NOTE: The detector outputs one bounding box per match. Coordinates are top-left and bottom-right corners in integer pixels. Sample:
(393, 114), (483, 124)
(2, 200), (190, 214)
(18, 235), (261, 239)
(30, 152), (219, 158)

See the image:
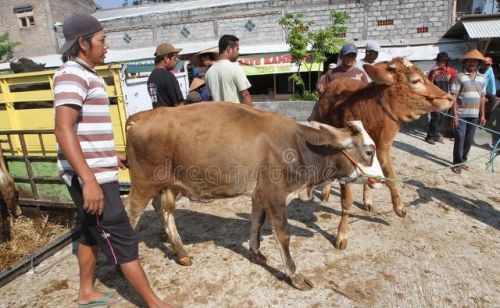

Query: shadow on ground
(406, 179), (499, 230)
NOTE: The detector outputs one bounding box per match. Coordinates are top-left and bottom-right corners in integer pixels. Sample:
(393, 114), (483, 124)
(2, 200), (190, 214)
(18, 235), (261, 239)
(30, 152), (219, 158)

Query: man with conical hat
(185, 77), (205, 103)
(449, 49), (487, 174)
(190, 46), (218, 68)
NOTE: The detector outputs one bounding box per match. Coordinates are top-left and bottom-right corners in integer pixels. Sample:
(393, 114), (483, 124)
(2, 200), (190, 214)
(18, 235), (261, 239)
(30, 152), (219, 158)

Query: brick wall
(69, 0), (454, 51)
(0, 0), (96, 58)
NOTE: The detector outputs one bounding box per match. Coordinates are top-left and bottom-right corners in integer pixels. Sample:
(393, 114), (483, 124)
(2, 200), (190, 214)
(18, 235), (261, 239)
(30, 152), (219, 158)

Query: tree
(279, 10), (349, 100)
(0, 32), (20, 62)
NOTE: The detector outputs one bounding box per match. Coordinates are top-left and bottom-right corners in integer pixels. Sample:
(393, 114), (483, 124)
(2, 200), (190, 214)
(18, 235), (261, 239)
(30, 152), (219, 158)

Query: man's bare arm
(239, 89), (252, 106)
(55, 105), (104, 215)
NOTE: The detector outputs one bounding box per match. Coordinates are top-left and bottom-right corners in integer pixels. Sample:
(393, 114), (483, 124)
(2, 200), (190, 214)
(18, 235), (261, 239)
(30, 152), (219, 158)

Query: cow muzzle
(434, 94), (454, 111)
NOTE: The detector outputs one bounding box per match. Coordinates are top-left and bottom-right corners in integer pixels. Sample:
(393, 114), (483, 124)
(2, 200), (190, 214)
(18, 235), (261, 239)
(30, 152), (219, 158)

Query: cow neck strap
(373, 85), (401, 123)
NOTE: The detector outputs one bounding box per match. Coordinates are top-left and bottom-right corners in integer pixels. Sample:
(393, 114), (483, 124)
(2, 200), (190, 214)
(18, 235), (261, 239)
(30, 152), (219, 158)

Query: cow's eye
(411, 79), (420, 84)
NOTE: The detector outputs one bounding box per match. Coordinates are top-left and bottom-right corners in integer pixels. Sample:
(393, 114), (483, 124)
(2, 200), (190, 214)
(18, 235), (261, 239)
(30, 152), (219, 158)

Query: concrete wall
(0, 0), (96, 58)
(254, 100), (499, 147)
(75, 0), (455, 51)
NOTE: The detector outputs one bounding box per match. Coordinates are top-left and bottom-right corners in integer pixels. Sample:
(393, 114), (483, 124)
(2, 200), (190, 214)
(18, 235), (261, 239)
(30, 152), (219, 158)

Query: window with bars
(377, 19), (394, 26)
(416, 27), (429, 33)
(13, 6), (35, 28)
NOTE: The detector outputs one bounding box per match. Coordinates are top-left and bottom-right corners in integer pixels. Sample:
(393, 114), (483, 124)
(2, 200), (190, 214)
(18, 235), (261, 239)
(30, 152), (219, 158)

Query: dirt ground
(0, 128), (498, 308)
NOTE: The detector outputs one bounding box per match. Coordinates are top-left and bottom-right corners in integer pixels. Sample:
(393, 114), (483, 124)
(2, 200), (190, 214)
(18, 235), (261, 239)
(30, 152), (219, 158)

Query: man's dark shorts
(67, 176), (138, 265)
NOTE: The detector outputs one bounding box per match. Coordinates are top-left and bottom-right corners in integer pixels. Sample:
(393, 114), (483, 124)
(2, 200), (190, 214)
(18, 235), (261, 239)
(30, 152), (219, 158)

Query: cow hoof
(249, 252), (267, 265)
(178, 257), (192, 266)
(335, 238), (348, 250)
(290, 273), (314, 290)
(363, 203), (372, 212)
(395, 207), (407, 218)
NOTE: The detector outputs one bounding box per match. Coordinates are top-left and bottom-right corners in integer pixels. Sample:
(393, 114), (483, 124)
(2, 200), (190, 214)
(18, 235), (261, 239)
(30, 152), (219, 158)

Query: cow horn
(126, 121), (135, 131)
(402, 58), (413, 68)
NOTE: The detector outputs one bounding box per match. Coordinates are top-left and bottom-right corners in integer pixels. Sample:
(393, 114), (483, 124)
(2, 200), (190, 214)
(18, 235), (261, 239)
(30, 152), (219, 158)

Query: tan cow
(311, 57), (454, 249)
(124, 102), (384, 290)
(0, 150), (21, 241)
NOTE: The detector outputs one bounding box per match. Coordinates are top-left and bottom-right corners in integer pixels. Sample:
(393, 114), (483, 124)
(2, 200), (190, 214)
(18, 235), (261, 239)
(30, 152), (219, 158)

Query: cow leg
(249, 197), (267, 265)
(320, 181), (332, 202)
(363, 184), (373, 211)
(0, 175), (21, 217)
(379, 149), (406, 217)
(0, 203), (11, 242)
(152, 189), (191, 266)
(336, 183), (353, 250)
(124, 188), (151, 229)
(263, 195), (313, 291)
(297, 186), (313, 202)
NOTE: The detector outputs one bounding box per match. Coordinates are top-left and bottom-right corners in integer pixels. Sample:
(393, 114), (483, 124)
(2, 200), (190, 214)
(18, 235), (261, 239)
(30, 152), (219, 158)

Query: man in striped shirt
(54, 13), (169, 307)
(449, 49), (487, 174)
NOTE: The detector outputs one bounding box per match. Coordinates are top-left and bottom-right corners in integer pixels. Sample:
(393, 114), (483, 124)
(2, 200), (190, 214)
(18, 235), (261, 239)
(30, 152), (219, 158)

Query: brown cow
(124, 102), (384, 290)
(0, 149), (21, 241)
(311, 57), (454, 249)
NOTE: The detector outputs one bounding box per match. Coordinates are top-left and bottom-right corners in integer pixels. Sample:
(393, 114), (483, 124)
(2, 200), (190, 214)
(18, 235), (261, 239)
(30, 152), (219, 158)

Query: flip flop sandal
(78, 291), (120, 307)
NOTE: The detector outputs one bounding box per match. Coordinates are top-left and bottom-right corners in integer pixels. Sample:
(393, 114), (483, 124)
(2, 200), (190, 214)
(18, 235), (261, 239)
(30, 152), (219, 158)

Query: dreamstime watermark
(151, 148), (347, 186)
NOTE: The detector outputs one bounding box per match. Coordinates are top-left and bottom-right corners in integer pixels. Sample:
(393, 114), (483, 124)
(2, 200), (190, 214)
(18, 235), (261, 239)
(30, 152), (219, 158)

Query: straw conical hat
(189, 77), (205, 92)
(190, 46), (219, 67)
(460, 49), (485, 62)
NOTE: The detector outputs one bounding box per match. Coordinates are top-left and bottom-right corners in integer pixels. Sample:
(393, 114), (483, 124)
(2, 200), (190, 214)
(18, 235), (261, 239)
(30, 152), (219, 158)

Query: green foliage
(0, 32), (21, 60)
(310, 11), (350, 62)
(279, 13), (313, 64)
(292, 90), (318, 101)
(279, 11), (349, 100)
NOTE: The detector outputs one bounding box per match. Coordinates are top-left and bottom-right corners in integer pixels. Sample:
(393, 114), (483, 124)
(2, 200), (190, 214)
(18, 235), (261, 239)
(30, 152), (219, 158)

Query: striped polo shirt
(450, 71), (486, 118)
(53, 58), (118, 186)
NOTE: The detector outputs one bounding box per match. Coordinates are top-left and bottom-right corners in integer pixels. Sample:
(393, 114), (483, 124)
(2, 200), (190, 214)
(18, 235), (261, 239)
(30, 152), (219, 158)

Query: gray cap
(365, 41), (380, 52)
(60, 14), (103, 54)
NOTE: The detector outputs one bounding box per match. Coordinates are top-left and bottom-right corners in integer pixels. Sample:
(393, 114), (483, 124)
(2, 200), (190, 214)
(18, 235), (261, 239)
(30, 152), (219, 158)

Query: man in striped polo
(449, 49), (487, 174)
(54, 13), (169, 307)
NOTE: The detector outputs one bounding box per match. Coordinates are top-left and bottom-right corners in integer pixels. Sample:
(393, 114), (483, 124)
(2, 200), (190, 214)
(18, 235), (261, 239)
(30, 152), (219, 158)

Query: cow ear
(363, 63), (394, 85)
(305, 141), (340, 156)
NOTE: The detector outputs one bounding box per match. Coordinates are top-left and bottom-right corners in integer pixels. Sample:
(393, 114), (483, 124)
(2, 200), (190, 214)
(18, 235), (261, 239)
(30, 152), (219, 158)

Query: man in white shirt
(205, 34), (252, 106)
(357, 40), (380, 82)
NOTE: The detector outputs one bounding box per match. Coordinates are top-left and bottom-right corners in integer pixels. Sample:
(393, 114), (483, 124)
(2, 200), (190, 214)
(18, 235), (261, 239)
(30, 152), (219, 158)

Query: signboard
(238, 55), (322, 76)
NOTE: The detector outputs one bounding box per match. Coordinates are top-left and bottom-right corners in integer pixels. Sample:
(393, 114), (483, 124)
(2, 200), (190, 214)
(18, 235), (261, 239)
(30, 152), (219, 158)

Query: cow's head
(364, 57), (453, 121)
(305, 121), (384, 187)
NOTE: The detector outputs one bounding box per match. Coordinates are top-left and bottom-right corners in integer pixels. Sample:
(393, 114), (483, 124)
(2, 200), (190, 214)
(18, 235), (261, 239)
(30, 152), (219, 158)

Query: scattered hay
(0, 216), (68, 271)
(41, 279), (69, 295)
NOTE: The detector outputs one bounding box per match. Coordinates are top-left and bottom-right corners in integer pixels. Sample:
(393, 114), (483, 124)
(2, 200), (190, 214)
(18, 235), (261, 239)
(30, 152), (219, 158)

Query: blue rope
(439, 112), (500, 135)
(486, 139), (500, 172)
(439, 112), (499, 172)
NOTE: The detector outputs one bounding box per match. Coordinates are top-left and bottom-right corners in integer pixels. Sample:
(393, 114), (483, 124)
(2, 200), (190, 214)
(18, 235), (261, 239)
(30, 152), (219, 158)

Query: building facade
(79, 0), (457, 51)
(0, 0), (97, 59)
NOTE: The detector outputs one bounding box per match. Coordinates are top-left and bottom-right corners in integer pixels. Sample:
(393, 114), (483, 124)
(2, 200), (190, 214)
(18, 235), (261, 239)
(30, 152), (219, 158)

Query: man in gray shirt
(205, 35), (252, 106)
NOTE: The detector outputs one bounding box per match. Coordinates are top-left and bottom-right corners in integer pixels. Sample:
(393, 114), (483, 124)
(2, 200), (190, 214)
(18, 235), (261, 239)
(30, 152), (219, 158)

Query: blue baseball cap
(340, 43), (357, 56)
